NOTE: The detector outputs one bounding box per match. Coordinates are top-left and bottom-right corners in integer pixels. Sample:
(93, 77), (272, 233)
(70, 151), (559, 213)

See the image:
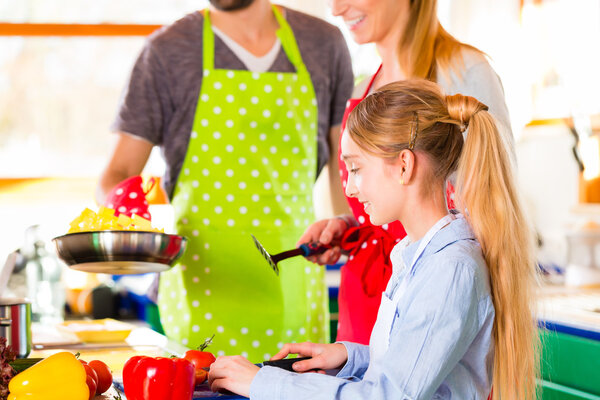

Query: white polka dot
(239, 182), (247, 189)
(201, 94), (209, 102)
(226, 120), (234, 128)
(241, 327), (248, 334)
(239, 157), (246, 164)
(270, 146), (277, 154)
(204, 243), (209, 249)
(204, 69), (210, 76)
(118, 206), (127, 213)
(239, 82), (247, 90)
(191, 205), (198, 213)
(301, 85), (307, 93)
(264, 353), (271, 360)
(292, 147), (299, 154)
(107, 203), (114, 209)
(263, 206), (271, 214)
(275, 195), (282, 202)
(293, 99), (300, 106)
(251, 170), (259, 177)
(205, 289), (211, 296)
(252, 72), (260, 80)
(203, 193), (210, 201)
(226, 145), (234, 152)
(282, 183), (290, 190)
(239, 107), (247, 115)
(182, 338), (188, 345)
(250, 145), (257, 153)
(264, 84), (272, 93)
(192, 230), (199, 236)
(372, 239), (378, 245)
(226, 194), (234, 202)
(286, 111), (293, 118)
(227, 219), (235, 226)
(215, 326), (223, 333)
(193, 276), (199, 283)
(116, 188), (124, 195)
(215, 206), (223, 214)
(276, 98), (284, 106)
(183, 168), (190, 176)
(192, 325), (200, 332)
(226, 94), (234, 102)
(252, 219), (260, 226)
(283, 134), (290, 142)
(214, 181), (222, 189)
(191, 131), (198, 139)
(238, 132), (246, 140)
(213, 81), (222, 90)
(272, 171), (279, 178)
(251, 96), (259, 104)
(358, 215), (366, 224)
(192, 300), (199, 307)
(382, 224), (389, 230)
(213, 106), (221, 114)
(263, 110), (271, 118)
(263, 182), (272, 190)
(262, 157), (269, 165)
(304, 110), (310, 118)
(299, 327), (306, 335)
(192, 254), (199, 261)
(252, 340), (260, 348)
(266, 329), (273, 336)
(259, 133), (267, 141)
(312, 327), (318, 333)
(274, 219), (282, 226)
(201, 119), (209, 126)
(286, 329), (292, 337)
(128, 192), (138, 199)
(286, 86), (292, 93)
(277, 73), (284, 81)
(281, 158), (289, 166)
(213, 131), (221, 139)
(217, 350), (225, 356)
(239, 206), (248, 214)
(252, 194), (260, 202)
(203, 218), (210, 226)
(230, 339), (237, 346)
(250, 121), (258, 128)
(201, 144), (208, 151)
(213, 156), (221, 164)
(227, 70), (235, 78)
(205, 267), (211, 273)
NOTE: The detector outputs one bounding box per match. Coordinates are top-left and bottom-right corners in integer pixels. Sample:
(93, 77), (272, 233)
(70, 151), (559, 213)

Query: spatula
(251, 234), (331, 275)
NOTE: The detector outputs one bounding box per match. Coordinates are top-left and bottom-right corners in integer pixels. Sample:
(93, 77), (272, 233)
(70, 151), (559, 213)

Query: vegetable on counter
(183, 335), (216, 385)
(8, 351), (88, 400)
(0, 337), (16, 400)
(123, 355), (195, 400)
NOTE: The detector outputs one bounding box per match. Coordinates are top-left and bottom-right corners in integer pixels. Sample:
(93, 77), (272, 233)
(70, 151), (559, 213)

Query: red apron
(336, 66), (456, 344)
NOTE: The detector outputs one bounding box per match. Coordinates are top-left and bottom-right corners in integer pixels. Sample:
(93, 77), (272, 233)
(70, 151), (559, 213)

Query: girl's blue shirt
(250, 217), (495, 400)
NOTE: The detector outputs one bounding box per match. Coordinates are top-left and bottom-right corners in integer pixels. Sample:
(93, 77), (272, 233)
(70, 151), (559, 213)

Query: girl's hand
(270, 342), (348, 373)
(208, 355), (260, 397)
(297, 217), (351, 265)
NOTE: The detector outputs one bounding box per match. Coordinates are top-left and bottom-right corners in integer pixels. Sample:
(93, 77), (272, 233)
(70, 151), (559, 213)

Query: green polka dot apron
(158, 6), (329, 361)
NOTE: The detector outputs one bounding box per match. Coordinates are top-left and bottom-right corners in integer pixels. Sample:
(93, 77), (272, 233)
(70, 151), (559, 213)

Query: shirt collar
(399, 216), (477, 272)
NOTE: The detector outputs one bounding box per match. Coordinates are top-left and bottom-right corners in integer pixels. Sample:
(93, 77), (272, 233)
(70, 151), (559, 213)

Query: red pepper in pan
(122, 356), (195, 400)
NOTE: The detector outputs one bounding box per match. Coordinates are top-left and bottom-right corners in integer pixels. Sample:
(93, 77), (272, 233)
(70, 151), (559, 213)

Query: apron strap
(202, 6), (307, 74)
(202, 9), (216, 72)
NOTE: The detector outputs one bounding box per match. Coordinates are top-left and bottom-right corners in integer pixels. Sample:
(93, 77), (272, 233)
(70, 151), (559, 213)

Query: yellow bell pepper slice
(8, 351), (89, 400)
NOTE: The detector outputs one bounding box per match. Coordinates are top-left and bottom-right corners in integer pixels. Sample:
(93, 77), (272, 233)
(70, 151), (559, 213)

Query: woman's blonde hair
(347, 79), (539, 400)
(402, 0), (481, 80)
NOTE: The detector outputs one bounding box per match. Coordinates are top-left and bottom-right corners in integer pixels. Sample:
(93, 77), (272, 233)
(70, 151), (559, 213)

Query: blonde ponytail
(347, 80), (539, 400)
(451, 96), (539, 400)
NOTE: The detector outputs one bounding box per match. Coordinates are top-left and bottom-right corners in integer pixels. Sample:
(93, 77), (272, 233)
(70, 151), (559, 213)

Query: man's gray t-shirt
(112, 7), (354, 198)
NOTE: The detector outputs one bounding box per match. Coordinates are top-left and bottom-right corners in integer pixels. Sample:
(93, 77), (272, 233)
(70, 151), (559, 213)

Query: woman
(208, 80), (538, 400)
(299, 0), (515, 344)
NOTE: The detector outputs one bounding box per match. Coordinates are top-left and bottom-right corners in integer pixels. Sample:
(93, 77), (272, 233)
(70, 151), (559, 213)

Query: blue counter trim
(539, 320), (600, 342)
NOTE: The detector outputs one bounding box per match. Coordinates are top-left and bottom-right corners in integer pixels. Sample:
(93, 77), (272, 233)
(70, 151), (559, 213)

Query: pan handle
(298, 242), (332, 257)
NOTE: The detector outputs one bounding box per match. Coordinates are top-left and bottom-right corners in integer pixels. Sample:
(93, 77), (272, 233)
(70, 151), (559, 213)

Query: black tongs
(251, 234), (331, 276)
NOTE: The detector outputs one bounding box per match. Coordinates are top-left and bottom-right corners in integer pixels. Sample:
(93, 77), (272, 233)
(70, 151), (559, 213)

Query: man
(96, 0), (353, 360)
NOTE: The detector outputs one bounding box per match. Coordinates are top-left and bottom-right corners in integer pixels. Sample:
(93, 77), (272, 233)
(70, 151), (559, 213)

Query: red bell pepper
(122, 356), (195, 400)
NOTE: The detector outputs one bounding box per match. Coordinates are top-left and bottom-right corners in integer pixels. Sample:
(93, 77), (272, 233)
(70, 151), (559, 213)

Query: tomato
(183, 335), (216, 385)
(88, 359), (113, 394)
(80, 360), (98, 399)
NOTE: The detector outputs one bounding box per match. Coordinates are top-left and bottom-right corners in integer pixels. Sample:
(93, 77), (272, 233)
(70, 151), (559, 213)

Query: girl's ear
(395, 149), (415, 185)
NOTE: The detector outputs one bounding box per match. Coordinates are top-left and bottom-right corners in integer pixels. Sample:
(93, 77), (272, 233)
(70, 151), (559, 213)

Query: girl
(300, 0), (515, 345)
(208, 80), (538, 400)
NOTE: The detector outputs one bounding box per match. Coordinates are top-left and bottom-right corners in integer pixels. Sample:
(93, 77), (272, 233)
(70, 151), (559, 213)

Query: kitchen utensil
(201, 356), (312, 372)
(251, 234), (331, 275)
(0, 298), (32, 358)
(52, 230), (187, 274)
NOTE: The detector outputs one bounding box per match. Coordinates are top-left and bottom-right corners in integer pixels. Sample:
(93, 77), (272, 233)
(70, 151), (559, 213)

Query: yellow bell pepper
(8, 352), (88, 400)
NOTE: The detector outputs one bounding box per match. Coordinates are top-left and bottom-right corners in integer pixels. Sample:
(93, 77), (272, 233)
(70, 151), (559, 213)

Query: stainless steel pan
(53, 231), (187, 274)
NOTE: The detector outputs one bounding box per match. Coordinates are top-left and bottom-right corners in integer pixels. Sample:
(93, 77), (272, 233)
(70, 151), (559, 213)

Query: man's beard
(209, 0), (255, 11)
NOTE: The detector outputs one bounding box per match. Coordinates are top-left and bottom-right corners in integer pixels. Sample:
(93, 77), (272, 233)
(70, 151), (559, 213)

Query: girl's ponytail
(451, 95), (539, 400)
